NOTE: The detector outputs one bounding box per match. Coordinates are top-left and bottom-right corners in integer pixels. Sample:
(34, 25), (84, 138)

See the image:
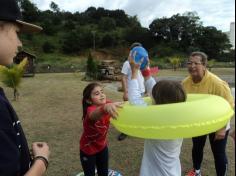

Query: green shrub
(86, 51), (98, 79)
(169, 57), (181, 71)
(0, 58), (28, 100)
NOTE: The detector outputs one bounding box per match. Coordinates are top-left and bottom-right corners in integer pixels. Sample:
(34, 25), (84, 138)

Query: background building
(225, 22), (235, 49)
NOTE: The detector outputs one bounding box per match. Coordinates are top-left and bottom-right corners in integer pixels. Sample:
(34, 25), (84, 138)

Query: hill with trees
(16, 0), (235, 72)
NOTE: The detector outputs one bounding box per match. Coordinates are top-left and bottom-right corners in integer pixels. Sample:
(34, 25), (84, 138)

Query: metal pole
(92, 31), (96, 50)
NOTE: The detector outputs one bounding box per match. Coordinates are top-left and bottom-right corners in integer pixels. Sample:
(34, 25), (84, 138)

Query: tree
(0, 58), (28, 101)
(124, 26), (154, 49)
(149, 17), (172, 42)
(50, 1), (60, 12)
(99, 17), (116, 31)
(18, 0), (39, 22)
(149, 12), (231, 59)
(96, 7), (108, 19)
(42, 41), (55, 53)
(149, 12), (201, 49)
(128, 15), (141, 27)
(194, 26), (231, 60)
(83, 6), (98, 24)
(110, 10), (131, 27)
(86, 51), (97, 79)
(62, 31), (81, 54)
(41, 19), (57, 35)
(63, 20), (76, 31)
(85, 6), (97, 16)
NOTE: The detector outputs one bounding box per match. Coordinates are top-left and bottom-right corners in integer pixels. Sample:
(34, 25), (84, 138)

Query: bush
(0, 58), (28, 100)
(62, 31), (80, 54)
(169, 57), (181, 71)
(86, 51), (98, 79)
(150, 57), (172, 69)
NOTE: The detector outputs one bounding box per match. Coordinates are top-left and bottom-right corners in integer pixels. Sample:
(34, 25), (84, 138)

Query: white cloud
(32, 0), (235, 32)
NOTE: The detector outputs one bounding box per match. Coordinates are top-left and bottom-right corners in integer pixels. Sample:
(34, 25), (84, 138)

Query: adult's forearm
(24, 160), (46, 176)
(122, 75), (128, 93)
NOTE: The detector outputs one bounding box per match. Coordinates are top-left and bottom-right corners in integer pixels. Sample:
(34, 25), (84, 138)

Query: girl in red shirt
(80, 83), (123, 176)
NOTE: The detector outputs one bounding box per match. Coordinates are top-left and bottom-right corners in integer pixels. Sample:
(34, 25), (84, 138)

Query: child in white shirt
(128, 56), (186, 176)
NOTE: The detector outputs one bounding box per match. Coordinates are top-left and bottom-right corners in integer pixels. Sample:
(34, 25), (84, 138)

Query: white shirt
(121, 60), (145, 94)
(128, 79), (182, 176)
(140, 139), (182, 176)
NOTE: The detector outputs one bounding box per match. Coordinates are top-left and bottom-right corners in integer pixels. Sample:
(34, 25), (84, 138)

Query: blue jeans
(192, 130), (229, 176)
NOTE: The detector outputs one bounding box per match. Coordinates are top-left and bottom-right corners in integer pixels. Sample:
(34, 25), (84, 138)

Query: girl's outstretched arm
(89, 102), (123, 121)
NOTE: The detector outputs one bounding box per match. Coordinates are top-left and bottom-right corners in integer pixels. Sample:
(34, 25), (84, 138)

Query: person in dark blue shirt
(0, 0), (50, 175)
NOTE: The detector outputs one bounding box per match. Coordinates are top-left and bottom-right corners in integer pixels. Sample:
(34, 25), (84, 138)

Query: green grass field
(1, 70), (235, 176)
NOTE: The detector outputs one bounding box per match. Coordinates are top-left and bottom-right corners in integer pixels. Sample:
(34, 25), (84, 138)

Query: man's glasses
(186, 61), (202, 66)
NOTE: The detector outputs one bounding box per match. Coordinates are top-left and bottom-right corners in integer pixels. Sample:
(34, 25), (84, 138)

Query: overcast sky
(32, 0), (235, 32)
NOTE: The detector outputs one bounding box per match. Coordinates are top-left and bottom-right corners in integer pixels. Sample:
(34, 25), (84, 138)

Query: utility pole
(92, 31), (96, 50)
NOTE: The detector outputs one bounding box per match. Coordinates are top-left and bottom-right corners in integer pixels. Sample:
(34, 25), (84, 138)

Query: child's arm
(89, 102), (123, 121)
(128, 57), (156, 105)
(144, 74), (156, 96)
(141, 59), (157, 96)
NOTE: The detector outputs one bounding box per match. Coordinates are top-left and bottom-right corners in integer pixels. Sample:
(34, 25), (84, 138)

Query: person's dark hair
(152, 80), (186, 105)
(190, 51), (208, 66)
(82, 82), (101, 120)
(130, 42), (142, 50)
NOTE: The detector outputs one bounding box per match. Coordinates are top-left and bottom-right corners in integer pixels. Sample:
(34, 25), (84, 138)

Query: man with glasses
(183, 51), (234, 176)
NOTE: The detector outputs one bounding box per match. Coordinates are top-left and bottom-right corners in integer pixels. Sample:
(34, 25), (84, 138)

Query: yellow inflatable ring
(111, 94), (234, 139)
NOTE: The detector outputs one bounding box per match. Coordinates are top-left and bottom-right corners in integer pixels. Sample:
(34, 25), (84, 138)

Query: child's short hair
(130, 42), (142, 50)
(152, 80), (186, 105)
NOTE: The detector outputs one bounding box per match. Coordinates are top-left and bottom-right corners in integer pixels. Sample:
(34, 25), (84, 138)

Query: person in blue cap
(0, 0), (50, 175)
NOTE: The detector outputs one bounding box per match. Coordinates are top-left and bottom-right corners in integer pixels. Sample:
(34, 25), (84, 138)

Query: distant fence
(35, 65), (86, 73)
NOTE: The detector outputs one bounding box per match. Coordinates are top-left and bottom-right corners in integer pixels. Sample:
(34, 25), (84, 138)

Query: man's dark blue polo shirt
(0, 87), (31, 176)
